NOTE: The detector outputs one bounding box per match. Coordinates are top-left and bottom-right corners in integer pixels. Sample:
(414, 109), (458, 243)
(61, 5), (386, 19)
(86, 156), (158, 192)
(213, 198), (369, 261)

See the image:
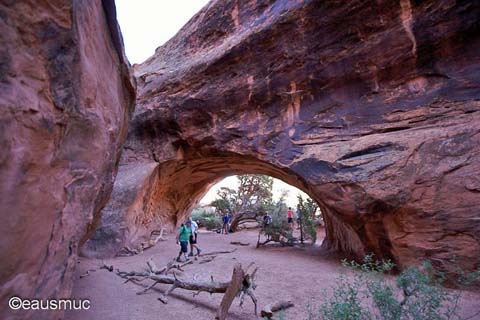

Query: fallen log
(199, 256), (216, 264)
(114, 260), (258, 318)
(79, 269), (96, 279)
(100, 261), (114, 272)
(146, 257), (164, 274)
(120, 246), (141, 255)
(199, 248), (237, 257)
(157, 294), (168, 304)
(141, 229), (167, 251)
(238, 263), (258, 315)
(261, 300), (294, 318)
(230, 241), (250, 246)
(256, 229), (297, 248)
(118, 270), (229, 294)
(150, 228), (167, 239)
(118, 229), (167, 256)
(146, 257), (192, 276)
(216, 264), (244, 320)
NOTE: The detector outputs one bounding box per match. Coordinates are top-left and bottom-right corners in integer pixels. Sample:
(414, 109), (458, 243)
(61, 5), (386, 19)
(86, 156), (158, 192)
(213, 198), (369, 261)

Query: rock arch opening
(83, 150), (405, 271)
(82, 154), (327, 257)
(198, 173), (319, 229)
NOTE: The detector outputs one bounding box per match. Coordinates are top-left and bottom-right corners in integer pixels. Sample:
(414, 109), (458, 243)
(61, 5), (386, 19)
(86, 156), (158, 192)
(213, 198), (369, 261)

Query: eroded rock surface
(92, 0), (479, 277)
(0, 1), (135, 318)
(81, 162), (161, 258)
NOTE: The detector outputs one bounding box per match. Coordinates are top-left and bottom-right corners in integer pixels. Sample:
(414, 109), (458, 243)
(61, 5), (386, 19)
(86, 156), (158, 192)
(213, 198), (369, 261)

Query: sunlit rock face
(91, 0), (479, 276)
(0, 1), (135, 318)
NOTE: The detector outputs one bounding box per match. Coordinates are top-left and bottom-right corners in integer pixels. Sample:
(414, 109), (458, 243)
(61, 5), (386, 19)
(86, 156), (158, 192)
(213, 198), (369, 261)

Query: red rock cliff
(0, 1), (135, 318)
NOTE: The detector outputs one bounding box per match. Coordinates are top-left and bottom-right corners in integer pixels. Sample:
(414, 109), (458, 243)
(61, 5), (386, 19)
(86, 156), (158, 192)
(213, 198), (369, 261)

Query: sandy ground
(67, 228), (480, 320)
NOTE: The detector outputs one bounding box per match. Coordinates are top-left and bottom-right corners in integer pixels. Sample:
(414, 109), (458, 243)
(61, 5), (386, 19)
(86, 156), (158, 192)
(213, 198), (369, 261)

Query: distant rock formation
(0, 1), (135, 318)
(88, 0), (480, 280)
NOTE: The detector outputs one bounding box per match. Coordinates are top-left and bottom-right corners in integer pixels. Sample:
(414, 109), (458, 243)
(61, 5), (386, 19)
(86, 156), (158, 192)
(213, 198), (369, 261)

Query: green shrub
(261, 202), (297, 245)
(191, 208), (222, 230)
(308, 255), (480, 320)
(297, 195), (317, 244)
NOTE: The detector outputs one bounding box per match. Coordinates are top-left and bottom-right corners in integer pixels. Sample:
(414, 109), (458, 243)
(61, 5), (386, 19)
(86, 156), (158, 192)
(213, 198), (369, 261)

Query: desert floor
(67, 227), (480, 320)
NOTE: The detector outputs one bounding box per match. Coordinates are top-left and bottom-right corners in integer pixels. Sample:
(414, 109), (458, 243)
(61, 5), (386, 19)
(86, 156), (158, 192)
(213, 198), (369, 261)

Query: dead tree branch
(216, 264), (244, 320)
(118, 229), (167, 256)
(261, 300), (294, 318)
(147, 257), (192, 275)
(256, 228), (297, 248)
(113, 260), (258, 318)
(230, 241), (250, 246)
(199, 256), (217, 264)
(79, 269), (96, 279)
(100, 261), (114, 272)
(199, 248), (237, 257)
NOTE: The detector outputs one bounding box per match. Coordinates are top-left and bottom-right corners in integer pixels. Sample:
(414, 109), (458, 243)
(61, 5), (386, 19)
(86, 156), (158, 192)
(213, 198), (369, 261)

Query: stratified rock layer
(93, 0), (479, 277)
(0, 1), (135, 318)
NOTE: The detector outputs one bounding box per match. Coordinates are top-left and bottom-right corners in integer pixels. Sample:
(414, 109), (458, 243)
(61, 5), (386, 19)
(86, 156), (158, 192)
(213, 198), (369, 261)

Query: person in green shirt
(176, 220), (192, 262)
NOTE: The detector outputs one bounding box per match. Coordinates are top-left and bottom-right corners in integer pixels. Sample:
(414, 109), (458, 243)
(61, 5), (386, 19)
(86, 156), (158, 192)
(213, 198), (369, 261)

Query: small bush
(191, 208), (222, 230)
(297, 195), (317, 244)
(308, 255), (480, 320)
(261, 202), (297, 245)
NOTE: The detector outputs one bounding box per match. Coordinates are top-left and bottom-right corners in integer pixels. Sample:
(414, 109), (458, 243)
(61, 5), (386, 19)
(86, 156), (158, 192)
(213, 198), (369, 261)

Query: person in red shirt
(287, 207), (295, 228)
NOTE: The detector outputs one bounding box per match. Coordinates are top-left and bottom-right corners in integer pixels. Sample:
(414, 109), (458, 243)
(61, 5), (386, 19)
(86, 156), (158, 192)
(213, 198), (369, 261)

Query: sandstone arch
(2, 1), (479, 318)
(85, 0), (480, 277)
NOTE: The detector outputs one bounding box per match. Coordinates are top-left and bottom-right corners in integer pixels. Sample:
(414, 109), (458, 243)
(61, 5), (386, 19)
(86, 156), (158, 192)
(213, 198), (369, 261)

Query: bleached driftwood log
(230, 241), (250, 246)
(113, 259), (258, 319)
(145, 257), (192, 275)
(119, 229), (167, 256)
(199, 248), (237, 257)
(142, 229), (168, 250)
(216, 264), (245, 320)
(260, 300), (294, 318)
(100, 261), (113, 272)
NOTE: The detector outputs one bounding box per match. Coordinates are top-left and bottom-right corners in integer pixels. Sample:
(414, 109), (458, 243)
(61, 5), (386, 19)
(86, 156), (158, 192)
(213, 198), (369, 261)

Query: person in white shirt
(188, 218), (202, 256)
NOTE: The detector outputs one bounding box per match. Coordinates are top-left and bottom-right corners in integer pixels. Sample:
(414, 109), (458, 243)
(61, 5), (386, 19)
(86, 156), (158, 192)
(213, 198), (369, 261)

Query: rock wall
(81, 162), (161, 258)
(0, 1), (135, 318)
(93, 0), (479, 277)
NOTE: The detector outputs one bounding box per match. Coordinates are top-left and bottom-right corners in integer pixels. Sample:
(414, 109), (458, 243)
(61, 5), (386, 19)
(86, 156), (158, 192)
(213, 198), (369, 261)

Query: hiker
(189, 218), (201, 256)
(176, 220), (192, 262)
(296, 205), (302, 230)
(287, 207), (295, 228)
(222, 212), (230, 234)
(262, 212), (272, 229)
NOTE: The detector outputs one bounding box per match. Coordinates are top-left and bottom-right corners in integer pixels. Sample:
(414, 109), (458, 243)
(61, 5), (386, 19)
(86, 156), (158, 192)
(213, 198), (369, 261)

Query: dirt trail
(67, 228), (480, 320)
